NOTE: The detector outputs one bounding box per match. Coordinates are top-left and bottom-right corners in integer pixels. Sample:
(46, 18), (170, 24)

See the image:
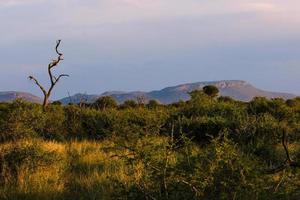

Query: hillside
(0, 91), (42, 103)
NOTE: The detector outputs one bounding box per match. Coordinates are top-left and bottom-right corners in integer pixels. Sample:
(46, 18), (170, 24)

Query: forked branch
(29, 40), (68, 108)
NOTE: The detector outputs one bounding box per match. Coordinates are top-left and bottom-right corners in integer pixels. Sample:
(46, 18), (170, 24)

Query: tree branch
(54, 74), (69, 85)
(266, 129), (300, 174)
(28, 76), (47, 96)
(282, 130), (291, 163)
(48, 40), (64, 85)
(266, 162), (288, 174)
(55, 40), (63, 57)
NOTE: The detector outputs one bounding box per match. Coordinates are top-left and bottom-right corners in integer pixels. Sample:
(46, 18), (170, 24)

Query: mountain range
(0, 80), (297, 104)
(60, 80), (296, 104)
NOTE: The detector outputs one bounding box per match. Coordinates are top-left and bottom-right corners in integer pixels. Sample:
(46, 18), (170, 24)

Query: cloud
(0, 0), (43, 7)
(0, 0), (299, 47)
(245, 2), (280, 12)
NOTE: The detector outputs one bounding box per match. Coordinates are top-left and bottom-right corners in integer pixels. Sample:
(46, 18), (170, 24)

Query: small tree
(93, 96), (118, 110)
(147, 99), (161, 109)
(203, 85), (219, 98)
(120, 100), (138, 109)
(29, 40), (68, 108)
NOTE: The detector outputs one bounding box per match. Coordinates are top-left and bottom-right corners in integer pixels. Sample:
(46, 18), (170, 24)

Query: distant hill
(0, 91), (42, 103)
(0, 81), (296, 104)
(59, 80), (297, 104)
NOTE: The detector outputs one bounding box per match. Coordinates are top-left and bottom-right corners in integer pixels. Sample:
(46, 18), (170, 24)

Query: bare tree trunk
(43, 94), (49, 108)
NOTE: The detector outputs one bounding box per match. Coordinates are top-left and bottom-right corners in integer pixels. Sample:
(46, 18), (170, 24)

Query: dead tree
(267, 129), (300, 174)
(29, 40), (68, 108)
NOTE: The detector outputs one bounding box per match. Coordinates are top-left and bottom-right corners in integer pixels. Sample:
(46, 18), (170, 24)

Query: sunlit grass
(0, 137), (170, 199)
(0, 136), (299, 199)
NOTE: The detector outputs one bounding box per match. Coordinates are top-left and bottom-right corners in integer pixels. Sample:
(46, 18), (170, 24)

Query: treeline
(1, 88), (299, 144)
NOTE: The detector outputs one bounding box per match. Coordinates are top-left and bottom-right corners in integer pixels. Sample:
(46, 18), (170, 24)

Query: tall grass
(1, 135), (299, 200)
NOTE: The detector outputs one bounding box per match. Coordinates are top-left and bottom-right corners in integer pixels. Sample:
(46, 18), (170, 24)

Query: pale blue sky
(0, 0), (300, 99)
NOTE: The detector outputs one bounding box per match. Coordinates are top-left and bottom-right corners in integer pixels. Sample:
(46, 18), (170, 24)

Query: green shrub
(93, 96), (118, 110)
(0, 100), (44, 142)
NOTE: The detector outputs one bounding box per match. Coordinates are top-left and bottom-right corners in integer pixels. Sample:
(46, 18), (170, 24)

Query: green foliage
(147, 99), (161, 109)
(0, 100), (43, 142)
(218, 96), (234, 102)
(51, 101), (62, 106)
(248, 97), (292, 121)
(64, 106), (116, 140)
(120, 100), (138, 109)
(93, 96), (118, 110)
(40, 105), (66, 141)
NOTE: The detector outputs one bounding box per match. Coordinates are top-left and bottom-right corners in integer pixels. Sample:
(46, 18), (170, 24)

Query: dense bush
(120, 100), (138, 109)
(0, 100), (44, 142)
(1, 94), (299, 146)
(93, 96), (118, 110)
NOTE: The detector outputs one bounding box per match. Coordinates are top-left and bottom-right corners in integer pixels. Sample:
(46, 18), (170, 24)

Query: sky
(0, 0), (300, 99)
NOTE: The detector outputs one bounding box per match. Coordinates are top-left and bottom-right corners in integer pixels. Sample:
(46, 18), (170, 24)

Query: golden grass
(1, 137), (299, 199)
(0, 136), (171, 199)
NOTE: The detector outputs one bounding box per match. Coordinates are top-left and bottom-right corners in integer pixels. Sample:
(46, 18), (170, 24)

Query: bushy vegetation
(0, 90), (300, 199)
